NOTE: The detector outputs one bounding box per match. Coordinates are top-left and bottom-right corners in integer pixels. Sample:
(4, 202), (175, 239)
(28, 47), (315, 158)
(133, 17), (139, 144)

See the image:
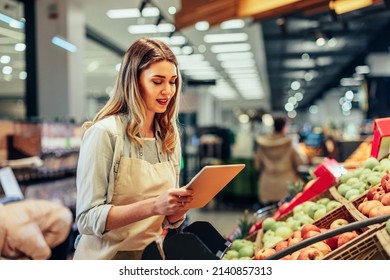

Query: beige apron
(73, 136), (176, 260)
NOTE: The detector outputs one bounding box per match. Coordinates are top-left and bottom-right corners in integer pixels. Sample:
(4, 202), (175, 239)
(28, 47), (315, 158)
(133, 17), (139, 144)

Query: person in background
(254, 115), (307, 206)
(73, 38), (193, 260)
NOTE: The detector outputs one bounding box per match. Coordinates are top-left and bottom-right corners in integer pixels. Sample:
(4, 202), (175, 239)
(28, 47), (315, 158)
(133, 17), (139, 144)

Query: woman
(73, 38), (193, 260)
(254, 116), (307, 206)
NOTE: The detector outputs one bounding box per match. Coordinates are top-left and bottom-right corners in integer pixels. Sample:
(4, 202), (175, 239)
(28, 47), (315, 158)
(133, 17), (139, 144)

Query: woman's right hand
(154, 188), (193, 216)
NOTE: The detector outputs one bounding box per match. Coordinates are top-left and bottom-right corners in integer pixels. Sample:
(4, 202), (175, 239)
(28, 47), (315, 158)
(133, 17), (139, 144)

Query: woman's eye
(153, 81), (162, 85)
(169, 81), (176, 85)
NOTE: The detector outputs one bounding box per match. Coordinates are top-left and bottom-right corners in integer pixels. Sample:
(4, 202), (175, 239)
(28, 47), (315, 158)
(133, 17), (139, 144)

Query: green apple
(347, 193), (361, 201)
(262, 230), (275, 243)
(345, 188), (360, 200)
(224, 249), (239, 260)
(367, 175), (381, 187)
(313, 207), (327, 220)
(262, 217), (276, 232)
(326, 200), (342, 212)
(308, 204), (326, 219)
(316, 198), (330, 206)
(339, 172), (354, 184)
(346, 177), (360, 186)
(386, 219), (390, 235)
(363, 157), (380, 170)
(270, 221), (286, 232)
(275, 226), (293, 239)
(301, 201), (316, 214)
(238, 245), (254, 258)
(380, 158), (390, 170)
(230, 239), (247, 251)
(263, 236), (284, 249)
(338, 184), (352, 196)
(293, 204), (304, 215)
(351, 182), (366, 190)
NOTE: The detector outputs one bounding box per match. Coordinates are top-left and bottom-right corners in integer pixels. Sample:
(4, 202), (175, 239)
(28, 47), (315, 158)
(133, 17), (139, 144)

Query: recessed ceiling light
(204, 33), (248, 43)
(107, 7), (159, 19)
(211, 43), (251, 53)
(195, 21), (209, 31)
(128, 23), (175, 34)
(216, 52), (253, 61)
(220, 19), (245, 29)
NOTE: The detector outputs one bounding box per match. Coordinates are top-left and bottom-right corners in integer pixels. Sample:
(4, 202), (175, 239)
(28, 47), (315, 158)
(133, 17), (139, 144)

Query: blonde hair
(92, 38), (181, 153)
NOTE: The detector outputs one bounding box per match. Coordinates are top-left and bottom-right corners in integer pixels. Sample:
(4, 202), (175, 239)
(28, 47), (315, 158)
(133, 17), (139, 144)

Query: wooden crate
(323, 223), (390, 260)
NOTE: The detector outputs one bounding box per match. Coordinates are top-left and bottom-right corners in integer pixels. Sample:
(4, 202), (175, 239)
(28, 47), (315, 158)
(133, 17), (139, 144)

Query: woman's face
(139, 60), (177, 116)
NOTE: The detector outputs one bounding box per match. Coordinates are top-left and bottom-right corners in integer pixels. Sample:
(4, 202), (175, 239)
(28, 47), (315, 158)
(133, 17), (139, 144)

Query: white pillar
(36, 0), (85, 122)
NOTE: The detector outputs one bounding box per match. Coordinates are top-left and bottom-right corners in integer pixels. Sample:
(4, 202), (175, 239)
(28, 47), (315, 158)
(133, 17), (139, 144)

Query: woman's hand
(154, 188), (193, 216)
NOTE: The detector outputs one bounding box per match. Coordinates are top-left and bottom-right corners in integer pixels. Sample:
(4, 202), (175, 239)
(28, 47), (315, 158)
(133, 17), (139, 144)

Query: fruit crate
(323, 222), (390, 260)
(313, 204), (363, 230)
(345, 188), (387, 230)
(277, 186), (344, 222)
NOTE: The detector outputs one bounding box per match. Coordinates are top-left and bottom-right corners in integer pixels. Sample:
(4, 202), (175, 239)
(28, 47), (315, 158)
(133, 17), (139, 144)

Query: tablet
(183, 164), (245, 209)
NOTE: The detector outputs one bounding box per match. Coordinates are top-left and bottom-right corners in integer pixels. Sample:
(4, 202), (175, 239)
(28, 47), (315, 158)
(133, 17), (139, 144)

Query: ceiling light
(238, 114), (250, 123)
(198, 45), (207, 53)
(288, 110), (297, 118)
(240, 90), (264, 99)
(285, 103), (294, 112)
(168, 6), (177, 15)
(216, 52), (253, 61)
(19, 71), (27, 80)
(210, 43), (251, 53)
(181, 45), (193, 55)
(51, 36), (77, 52)
(220, 19), (245, 29)
(301, 53), (310, 61)
(225, 68), (257, 74)
(176, 54), (205, 63)
(152, 36), (186, 45)
(107, 9), (140, 18)
(0, 55), (11, 64)
(204, 33), (248, 43)
(0, 12), (24, 29)
(141, 7), (160, 17)
(291, 81), (301, 90)
(195, 21), (209, 31)
(340, 78), (361, 87)
(294, 92), (303, 101)
(309, 105), (318, 114)
(327, 37), (338, 47)
(355, 65), (370, 74)
(14, 42), (26, 51)
(128, 23), (175, 34)
(221, 60), (255, 68)
(2, 66), (12, 75)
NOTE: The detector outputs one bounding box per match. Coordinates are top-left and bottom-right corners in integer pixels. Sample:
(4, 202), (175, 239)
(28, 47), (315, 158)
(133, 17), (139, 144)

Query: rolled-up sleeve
(75, 122), (115, 237)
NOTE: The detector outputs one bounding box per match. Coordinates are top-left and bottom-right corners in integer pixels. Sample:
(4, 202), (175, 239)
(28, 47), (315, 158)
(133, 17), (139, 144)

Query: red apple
(302, 230), (321, 240)
(324, 235), (339, 250)
(367, 185), (385, 200)
(297, 247), (324, 260)
(337, 231), (358, 248)
(380, 192), (390, 206)
(288, 236), (303, 247)
(291, 230), (302, 239)
(329, 218), (349, 229)
(300, 224), (321, 237)
(309, 241), (332, 255)
(254, 248), (276, 260)
(381, 173), (390, 192)
(275, 240), (289, 252)
(290, 250), (301, 260)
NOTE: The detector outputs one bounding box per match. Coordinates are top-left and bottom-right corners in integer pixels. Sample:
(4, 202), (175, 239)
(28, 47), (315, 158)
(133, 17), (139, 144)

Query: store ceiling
(1, 0), (390, 118)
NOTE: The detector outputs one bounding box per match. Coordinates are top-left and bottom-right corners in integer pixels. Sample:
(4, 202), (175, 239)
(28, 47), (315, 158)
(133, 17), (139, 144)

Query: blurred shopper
(73, 38), (193, 260)
(254, 115), (307, 206)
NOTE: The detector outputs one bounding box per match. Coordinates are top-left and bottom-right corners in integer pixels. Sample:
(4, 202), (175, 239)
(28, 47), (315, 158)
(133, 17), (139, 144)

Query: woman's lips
(157, 99), (168, 105)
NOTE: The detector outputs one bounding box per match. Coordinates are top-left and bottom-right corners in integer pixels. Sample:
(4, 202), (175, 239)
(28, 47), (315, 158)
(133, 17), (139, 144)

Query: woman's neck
(141, 114), (155, 138)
